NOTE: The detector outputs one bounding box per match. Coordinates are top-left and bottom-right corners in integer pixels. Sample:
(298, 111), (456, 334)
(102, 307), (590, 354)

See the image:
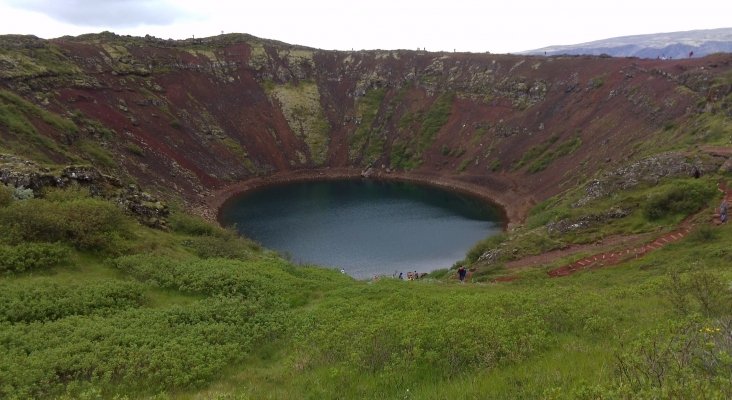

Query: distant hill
(523, 27), (732, 59)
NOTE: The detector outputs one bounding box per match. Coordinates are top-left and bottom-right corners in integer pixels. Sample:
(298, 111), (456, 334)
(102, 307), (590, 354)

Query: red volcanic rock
(0, 32), (730, 223)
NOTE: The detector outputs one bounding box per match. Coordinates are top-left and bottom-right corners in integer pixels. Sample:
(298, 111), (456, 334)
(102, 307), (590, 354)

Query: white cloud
(7, 0), (191, 28)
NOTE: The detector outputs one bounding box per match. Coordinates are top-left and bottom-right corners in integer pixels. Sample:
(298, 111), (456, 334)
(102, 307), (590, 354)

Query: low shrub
(42, 185), (92, 202)
(112, 255), (306, 303)
(184, 235), (258, 260)
(688, 225), (718, 243)
(644, 180), (715, 220)
(0, 243), (69, 274)
(169, 211), (232, 238)
(0, 198), (130, 252)
(465, 232), (508, 263)
(13, 186), (33, 200)
(664, 266), (731, 317)
(0, 184), (13, 207)
(613, 319), (732, 398)
(294, 284), (551, 376)
(0, 296), (290, 398)
(0, 279), (144, 322)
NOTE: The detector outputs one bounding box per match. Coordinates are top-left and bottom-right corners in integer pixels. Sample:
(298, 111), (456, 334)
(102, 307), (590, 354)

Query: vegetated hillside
(1, 32), (730, 222)
(524, 27), (732, 59)
(1, 32), (732, 399)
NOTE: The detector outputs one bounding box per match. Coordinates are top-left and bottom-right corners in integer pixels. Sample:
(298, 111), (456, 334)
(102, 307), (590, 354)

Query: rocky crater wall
(0, 33), (730, 223)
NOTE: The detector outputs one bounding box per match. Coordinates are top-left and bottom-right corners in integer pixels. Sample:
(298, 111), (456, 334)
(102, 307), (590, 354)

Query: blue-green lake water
(219, 180), (503, 279)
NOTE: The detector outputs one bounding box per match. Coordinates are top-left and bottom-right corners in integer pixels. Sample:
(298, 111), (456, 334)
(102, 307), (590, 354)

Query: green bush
(294, 283), (550, 376)
(0, 184), (12, 207)
(112, 255), (307, 302)
(466, 232), (508, 263)
(0, 296), (290, 398)
(644, 181), (716, 220)
(0, 279), (144, 322)
(0, 198), (130, 252)
(0, 243), (69, 274)
(613, 319), (732, 398)
(42, 185), (92, 202)
(184, 235), (258, 259)
(664, 266), (731, 317)
(419, 93), (453, 151)
(390, 140), (421, 170)
(688, 225), (718, 243)
(169, 212), (224, 237)
(13, 186), (34, 200)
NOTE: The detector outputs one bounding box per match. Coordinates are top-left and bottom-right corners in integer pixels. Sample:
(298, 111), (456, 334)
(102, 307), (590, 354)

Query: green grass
(218, 137), (257, 173)
(457, 157), (472, 172)
(512, 136), (582, 174)
(76, 140), (116, 169)
(418, 92), (453, 151)
(526, 136), (582, 173)
(349, 88), (386, 163)
(390, 139), (421, 170)
(684, 112), (732, 146)
(0, 43), (80, 79)
(124, 142), (145, 156)
(467, 177), (719, 274)
(0, 90), (77, 135)
(0, 90), (74, 160)
(0, 176), (731, 399)
(513, 136), (558, 170)
(266, 81), (331, 165)
(390, 93), (454, 170)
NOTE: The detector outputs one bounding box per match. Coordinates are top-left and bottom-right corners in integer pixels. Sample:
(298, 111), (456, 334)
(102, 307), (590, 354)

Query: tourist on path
(720, 199), (728, 223)
(458, 265), (467, 283)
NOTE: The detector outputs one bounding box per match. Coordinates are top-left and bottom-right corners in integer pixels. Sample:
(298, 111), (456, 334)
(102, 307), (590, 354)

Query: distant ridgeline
(523, 27), (732, 59)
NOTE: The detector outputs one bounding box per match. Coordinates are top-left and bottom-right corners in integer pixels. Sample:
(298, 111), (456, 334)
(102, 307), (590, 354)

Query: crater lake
(219, 180), (503, 279)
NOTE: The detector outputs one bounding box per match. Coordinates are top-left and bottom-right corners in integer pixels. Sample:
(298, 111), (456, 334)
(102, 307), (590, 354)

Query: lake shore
(207, 167), (533, 230)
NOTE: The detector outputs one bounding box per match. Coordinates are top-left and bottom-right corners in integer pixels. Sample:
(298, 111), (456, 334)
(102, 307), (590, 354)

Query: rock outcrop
(0, 154), (169, 228)
(574, 152), (725, 207)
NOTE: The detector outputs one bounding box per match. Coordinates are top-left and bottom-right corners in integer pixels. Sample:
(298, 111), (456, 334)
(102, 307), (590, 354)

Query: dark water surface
(219, 180), (503, 279)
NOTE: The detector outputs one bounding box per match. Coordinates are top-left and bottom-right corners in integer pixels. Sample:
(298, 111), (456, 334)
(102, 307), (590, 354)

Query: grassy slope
(0, 180), (730, 399)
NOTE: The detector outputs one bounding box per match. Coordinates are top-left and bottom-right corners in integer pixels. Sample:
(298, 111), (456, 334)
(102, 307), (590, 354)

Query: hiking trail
(492, 180), (731, 281)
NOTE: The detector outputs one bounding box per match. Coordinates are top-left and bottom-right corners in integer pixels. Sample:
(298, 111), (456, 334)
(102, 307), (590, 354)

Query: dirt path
(699, 145), (732, 157)
(505, 232), (653, 270)
(494, 181), (731, 281)
(546, 223), (693, 277)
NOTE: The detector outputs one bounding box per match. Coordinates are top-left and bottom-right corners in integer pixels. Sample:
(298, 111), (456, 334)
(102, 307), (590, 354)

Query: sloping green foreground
(0, 183), (730, 400)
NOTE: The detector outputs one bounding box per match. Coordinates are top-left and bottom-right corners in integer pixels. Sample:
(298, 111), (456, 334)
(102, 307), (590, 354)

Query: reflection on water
(219, 180), (503, 279)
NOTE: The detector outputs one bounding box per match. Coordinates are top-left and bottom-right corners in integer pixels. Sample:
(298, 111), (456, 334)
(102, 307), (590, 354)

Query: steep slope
(1, 32), (731, 223)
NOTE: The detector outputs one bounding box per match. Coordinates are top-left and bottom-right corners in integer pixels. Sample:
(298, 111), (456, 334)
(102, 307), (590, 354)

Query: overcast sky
(0, 0), (729, 53)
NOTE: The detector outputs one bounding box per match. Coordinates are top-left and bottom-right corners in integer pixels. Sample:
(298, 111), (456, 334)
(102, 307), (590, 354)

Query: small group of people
(396, 271), (422, 280)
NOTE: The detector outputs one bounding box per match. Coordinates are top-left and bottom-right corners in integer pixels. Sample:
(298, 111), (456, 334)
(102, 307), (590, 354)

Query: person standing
(458, 265), (467, 283)
(720, 199), (728, 223)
